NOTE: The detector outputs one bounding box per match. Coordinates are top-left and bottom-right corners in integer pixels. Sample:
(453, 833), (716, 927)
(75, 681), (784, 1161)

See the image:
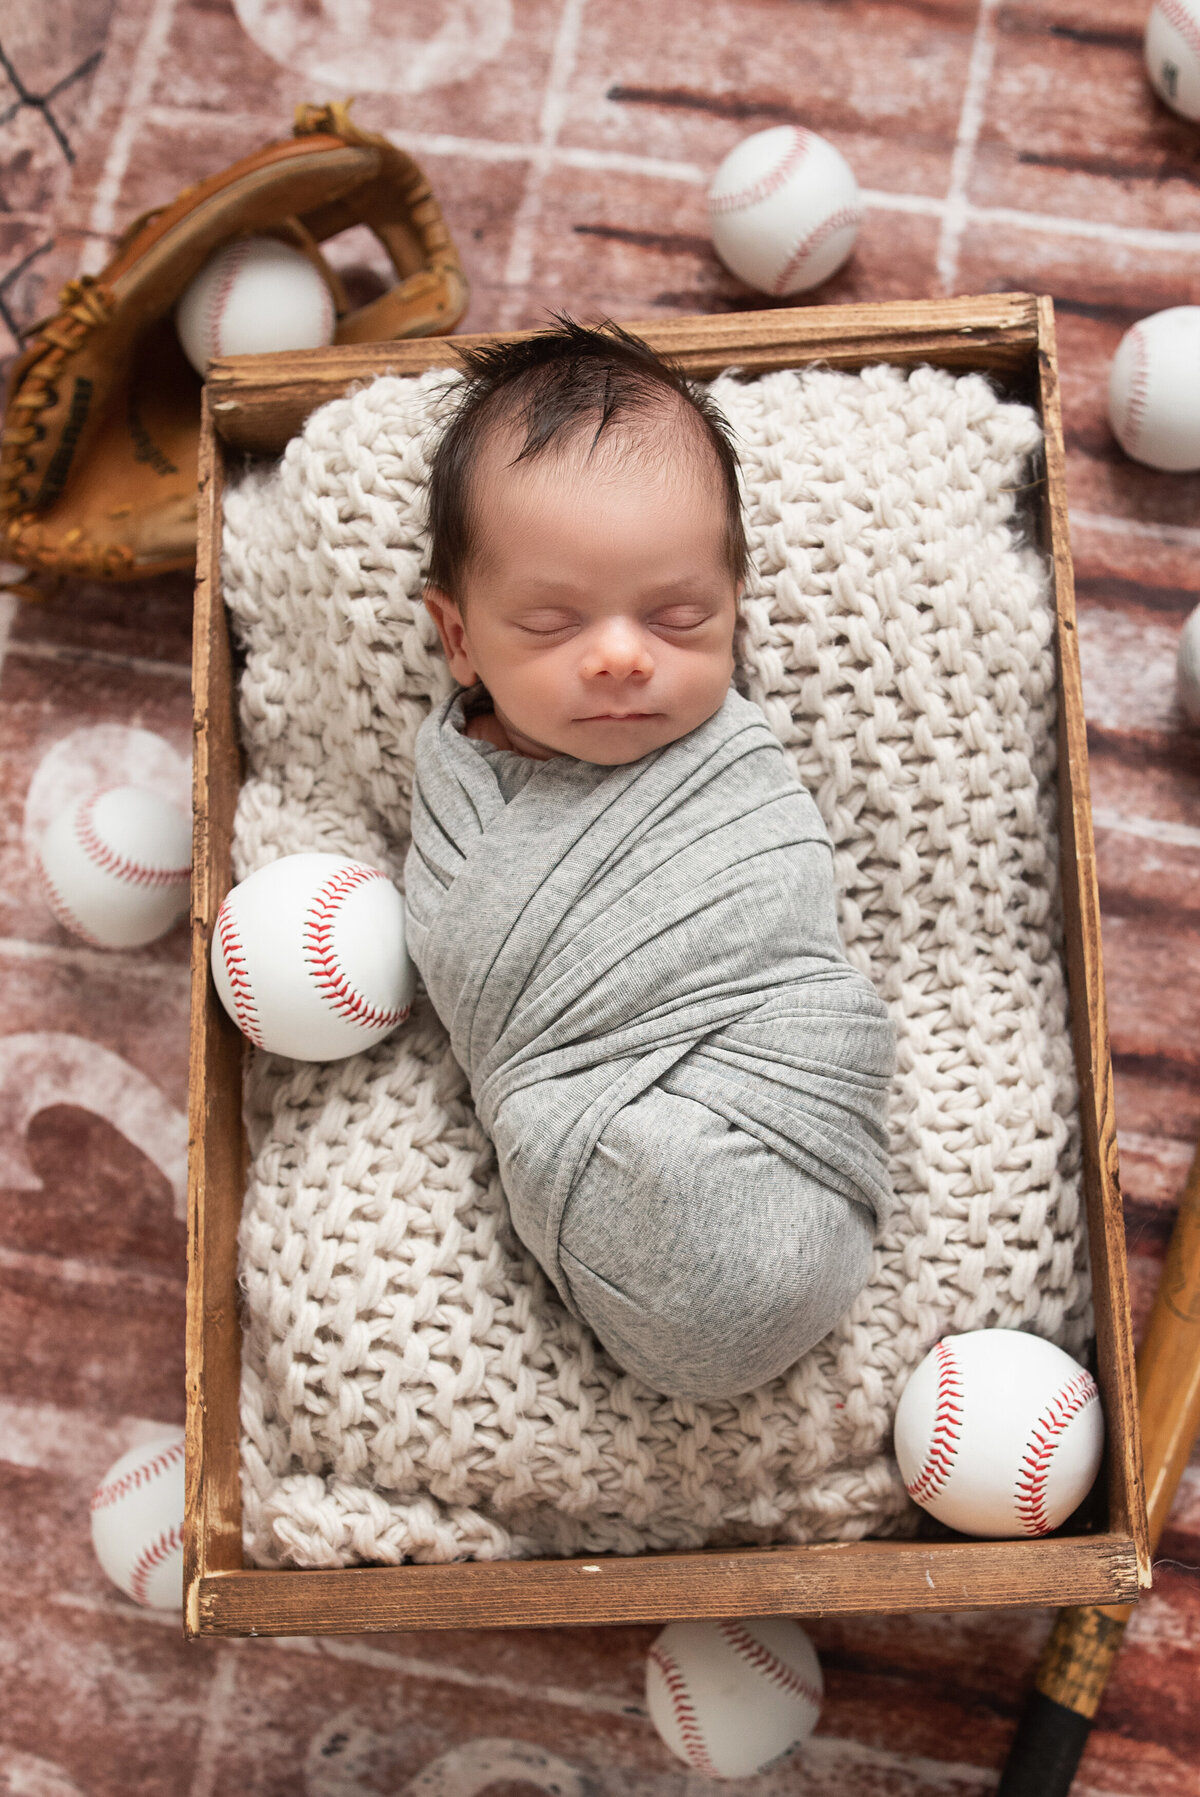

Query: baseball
(175, 235), (336, 375)
(90, 1428), (185, 1610)
(37, 784), (191, 949)
(1108, 307), (1200, 472)
(894, 1329), (1104, 1538)
(211, 852), (414, 1061)
(1178, 603), (1200, 726)
(708, 126), (861, 297)
(1146, 0), (1200, 120)
(646, 1616), (823, 1779)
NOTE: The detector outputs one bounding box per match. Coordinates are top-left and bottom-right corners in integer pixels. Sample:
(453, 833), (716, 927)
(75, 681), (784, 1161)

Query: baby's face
(425, 430), (740, 764)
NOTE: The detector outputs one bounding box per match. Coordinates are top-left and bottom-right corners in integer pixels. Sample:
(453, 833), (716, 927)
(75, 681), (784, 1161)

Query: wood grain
(194, 1535), (1142, 1639)
(205, 292), (1043, 455)
(1036, 296), (1148, 1577)
(184, 395), (247, 1631)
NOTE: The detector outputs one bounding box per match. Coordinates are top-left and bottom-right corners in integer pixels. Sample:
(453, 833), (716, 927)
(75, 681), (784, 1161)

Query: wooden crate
(185, 293), (1149, 1641)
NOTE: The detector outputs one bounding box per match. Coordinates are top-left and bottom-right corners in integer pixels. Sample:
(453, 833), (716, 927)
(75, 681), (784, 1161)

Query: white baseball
(646, 1617), (823, 1779)
(1178, 603), (1200, 726)
(175, 235), (336, 375)
(708, 126), (861, 297)
(1146, 0), (1200, 120)
(1109, 307), (1200, 472)
(37, 784), (191, 949)
(894, 1329), (1104, 1539)
(90, 1428), (185, 1610)
(211, 852), (414, 1061)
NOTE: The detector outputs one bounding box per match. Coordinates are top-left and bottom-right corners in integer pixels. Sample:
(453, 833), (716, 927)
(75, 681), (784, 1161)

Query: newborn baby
(404, 319), (895, 1401)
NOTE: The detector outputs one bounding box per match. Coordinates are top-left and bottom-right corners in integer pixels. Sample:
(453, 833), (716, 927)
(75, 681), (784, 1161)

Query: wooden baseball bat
(996, 1134), (1200, 1797)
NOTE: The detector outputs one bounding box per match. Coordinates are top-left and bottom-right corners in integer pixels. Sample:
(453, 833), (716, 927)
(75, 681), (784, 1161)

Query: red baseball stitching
(216, 894), (265, 1048)
(302, 863), (409, 1034)
(91, 1437), (184, 1512)
(204, 237), (253, 364)
(37, 854), (108, 948)
(717, 1621), (822, 1712)
(128, 1523), (182, 1608)
(1013, 1369), (1100, 1536)
(772, 205), (862, 295)
(648, 1644), (717, 1774)
(709, 126), (813, 216)
(1157, 0), (1200, 68)
(76, 789), (190, 889)
(905, 1339), (964, 1506)
(1121, 324), (1151, 457)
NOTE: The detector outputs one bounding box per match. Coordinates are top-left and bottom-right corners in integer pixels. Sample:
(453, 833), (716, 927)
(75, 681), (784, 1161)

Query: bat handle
(995, 1604), (1128, 1797)
(997, 1136), (1200, 1797)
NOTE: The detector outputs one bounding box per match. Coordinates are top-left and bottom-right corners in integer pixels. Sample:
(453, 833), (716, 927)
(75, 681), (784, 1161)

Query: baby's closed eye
(651, 603), (714, 631)
(515, 608), (579, 636)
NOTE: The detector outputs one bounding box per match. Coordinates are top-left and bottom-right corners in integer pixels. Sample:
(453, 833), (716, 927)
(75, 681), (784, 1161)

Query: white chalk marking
(801, 1733), (995, 1789)
(937, 0), (1002, 294)
(284, 1633), (642, 1718)
(500, 0), (589, 319)
(1070, 509), (1200, 552)
(0, 590), (18, 679)
(0, 934), (190, 981)
(8, 638), (192, 681)
(188, 1649), (241, 1797)
(127, 98), (1200, 261)
(83, 0), (179, 269)
(0, 1394), (180, 1481)
(1092, 807), (1200, 851)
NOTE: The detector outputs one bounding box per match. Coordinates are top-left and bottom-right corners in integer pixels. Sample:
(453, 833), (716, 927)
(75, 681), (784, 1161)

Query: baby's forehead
(471, 393), (726, 497)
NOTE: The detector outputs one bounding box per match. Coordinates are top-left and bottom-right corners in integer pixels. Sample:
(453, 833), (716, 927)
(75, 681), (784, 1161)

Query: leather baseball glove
(0, 101), (468, 588)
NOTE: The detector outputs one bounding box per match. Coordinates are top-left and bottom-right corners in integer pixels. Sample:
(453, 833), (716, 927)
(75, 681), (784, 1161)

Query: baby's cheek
(674, 642), (735, 714)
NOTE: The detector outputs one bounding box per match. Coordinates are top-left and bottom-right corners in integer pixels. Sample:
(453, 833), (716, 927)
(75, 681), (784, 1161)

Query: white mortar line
(0, 934), (190, 981)
(1091, 807), (1200, 851)
(134, 97), (1200, 258)
(266, 1633), (644, 1718)
(41, 1600), (646, 1716)
(978, 202), (1200, 255)
(1070, 509), (1200, 551)
(0, 591), (18, 681)
(6, 638), (192, 681)
(0, 1245), (182, 1298)
(500, 0), (589, 322)
(188, 1647), (241, 1797)
(142, 106), (710, 185)
(51, 1590), (182, 1627)
(82, 0), (179, 271)
(862, 188), (946, 218)
(1118, 1129), (1198, 1169)
(937, 0), (1002, 294)
(799, 1734), (995, 1789)
(0, 1394), (181, 1476)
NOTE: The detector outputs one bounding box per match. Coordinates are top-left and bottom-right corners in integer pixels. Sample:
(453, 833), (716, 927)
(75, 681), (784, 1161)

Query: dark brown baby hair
(425, 315), (748, 600)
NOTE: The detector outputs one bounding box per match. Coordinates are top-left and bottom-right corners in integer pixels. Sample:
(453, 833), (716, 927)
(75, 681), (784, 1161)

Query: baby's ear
(423, 585), (478, 686)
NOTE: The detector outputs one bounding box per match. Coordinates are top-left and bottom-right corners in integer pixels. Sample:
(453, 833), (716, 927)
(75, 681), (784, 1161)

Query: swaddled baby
(404, 319), (896, 1401)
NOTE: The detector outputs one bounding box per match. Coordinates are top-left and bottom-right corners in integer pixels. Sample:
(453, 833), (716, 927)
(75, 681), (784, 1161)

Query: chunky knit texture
(223, 361), (1090, 1570)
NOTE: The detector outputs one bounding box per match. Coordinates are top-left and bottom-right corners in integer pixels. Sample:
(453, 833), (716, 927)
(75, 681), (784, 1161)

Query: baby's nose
(580, 619), (654, 679)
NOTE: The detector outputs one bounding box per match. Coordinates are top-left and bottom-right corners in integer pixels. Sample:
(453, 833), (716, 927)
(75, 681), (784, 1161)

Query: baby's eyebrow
(641, 580), (722, 601)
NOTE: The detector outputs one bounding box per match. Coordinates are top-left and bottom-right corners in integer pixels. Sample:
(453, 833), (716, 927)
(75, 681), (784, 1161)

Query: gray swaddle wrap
(404, 686), (896, 1398)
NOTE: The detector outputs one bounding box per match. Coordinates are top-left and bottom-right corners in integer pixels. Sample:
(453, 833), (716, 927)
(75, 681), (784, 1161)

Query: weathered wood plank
(194, 1535), (1142, 1638)
(205, 293), (1042, 455)
(184, 395), (247, 1627)
(1036, 296), (1148, 1579)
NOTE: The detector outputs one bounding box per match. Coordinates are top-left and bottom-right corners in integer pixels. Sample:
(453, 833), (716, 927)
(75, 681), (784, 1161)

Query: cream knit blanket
(223, 360), (1091, 1569)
